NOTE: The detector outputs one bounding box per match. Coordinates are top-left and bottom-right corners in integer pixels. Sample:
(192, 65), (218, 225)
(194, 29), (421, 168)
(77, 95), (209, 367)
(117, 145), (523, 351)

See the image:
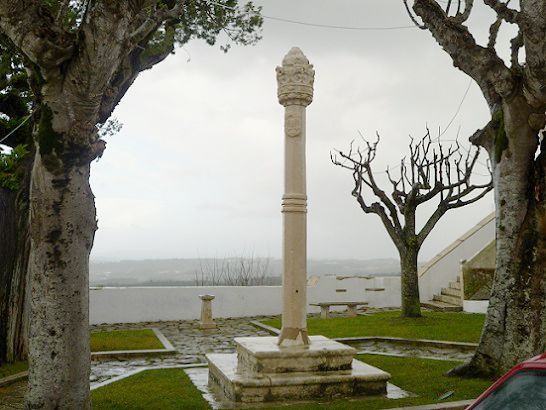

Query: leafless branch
(333, 129), (493, 251)
(510, 31), (523, 68)
(484, 0), (519, 24)
(403, 0), (426, 29)
(451, 0), (473, 24)
(445, 0), (452, 14)
(488, 17), (502, 50)
(412, 0), (514, 109)
(194, 255), (274, 286)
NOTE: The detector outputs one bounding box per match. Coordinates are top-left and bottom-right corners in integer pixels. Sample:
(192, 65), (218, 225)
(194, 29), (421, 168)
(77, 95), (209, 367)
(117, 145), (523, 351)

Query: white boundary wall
(89, 275), (401, 325)
(90, 286), (282, 325)
(418, 213), (495, 303)
(308, 275), (401, 311)
(90, 214), (495, 324)
(463, 300), (489, 314)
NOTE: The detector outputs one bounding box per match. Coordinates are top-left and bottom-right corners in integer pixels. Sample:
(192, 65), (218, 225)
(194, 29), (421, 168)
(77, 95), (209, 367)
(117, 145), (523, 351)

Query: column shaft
(276, 47), (314, 347)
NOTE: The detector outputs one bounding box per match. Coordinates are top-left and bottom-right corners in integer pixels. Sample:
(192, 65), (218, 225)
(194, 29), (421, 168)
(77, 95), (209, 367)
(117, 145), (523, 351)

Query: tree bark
(450, 97), (546, 378)
(0, 153), (32, 365)
(25, 100), (98, 408)
(0, 185), (18, 362)
(409, 0), (546, 377)
(0, 1), (262, 406)
(399, 245), (422, 318)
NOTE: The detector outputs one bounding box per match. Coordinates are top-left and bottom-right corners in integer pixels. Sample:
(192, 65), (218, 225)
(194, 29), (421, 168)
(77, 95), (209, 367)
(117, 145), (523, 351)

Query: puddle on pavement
(343, 339), (473, 362)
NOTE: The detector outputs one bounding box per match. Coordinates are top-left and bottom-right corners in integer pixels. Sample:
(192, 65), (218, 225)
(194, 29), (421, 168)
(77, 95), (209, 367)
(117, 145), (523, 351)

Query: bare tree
(194, 254), (273, 286)
(403, 0), (546, 378)
(332, 131), (492, 318)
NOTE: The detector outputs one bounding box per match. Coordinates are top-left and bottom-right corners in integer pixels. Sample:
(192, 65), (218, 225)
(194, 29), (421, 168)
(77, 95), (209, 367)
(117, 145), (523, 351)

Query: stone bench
(310, 302), (369, 319)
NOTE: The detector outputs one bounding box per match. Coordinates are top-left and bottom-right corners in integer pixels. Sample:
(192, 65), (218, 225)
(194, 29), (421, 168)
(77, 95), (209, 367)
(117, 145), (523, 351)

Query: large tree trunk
(0, 185), (18, 362)
(451, 97), (546, 378)
(25, 102), (98, 408)
(0, 153), (32, 364)
(399, 245), (422, 318)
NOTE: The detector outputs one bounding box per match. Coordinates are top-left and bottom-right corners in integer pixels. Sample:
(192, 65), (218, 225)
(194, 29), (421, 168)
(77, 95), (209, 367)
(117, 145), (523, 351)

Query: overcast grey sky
(89, 0), (514, 262)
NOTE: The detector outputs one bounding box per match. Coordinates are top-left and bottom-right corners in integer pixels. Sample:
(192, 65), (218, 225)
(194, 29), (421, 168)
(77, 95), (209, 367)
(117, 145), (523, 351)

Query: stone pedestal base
(206, 336), (390, 403)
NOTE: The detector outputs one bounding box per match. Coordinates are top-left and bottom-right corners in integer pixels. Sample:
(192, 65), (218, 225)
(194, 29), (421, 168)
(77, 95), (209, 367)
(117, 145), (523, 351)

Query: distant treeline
(91, 276), (282, 288)
(90, 257), (401, 287)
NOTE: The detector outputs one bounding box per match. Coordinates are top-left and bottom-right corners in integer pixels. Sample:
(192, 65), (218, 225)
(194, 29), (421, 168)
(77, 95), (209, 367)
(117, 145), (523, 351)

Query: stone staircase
(421, 277), (463, 312)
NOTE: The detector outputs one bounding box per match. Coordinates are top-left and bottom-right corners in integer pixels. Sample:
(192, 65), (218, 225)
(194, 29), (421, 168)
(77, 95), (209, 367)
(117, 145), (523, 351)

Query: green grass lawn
(0, 329), (164, 380)
(92, 368), (210, 409)
(91, 355), (493, 409)
(262, 355), (492, 409)
(262, 311), (486, 343)
(90, 329), (164, 352)
(0, 361), (28, 378)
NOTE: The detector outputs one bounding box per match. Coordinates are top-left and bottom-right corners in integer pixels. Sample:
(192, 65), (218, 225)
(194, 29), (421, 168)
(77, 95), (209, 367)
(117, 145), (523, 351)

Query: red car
(466, 352), (546, 409)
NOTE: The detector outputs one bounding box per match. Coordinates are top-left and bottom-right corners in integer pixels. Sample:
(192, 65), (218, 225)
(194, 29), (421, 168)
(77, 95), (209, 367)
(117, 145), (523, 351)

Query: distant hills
(90, 258), (401, 287)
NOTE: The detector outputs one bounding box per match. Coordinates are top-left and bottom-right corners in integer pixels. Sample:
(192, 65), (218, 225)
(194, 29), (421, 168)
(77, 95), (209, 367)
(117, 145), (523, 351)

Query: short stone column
(320, 305), (330, 319)
(347, 304), (358, 317)
(199, 294), (216, 329)
(276, 47), (314, 347)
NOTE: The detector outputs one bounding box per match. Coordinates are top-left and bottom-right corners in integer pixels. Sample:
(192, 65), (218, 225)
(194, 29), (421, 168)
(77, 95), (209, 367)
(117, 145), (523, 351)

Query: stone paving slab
(0, 316), (273, 408)
(0, 311), (474, 408)
(89, 316), (273, 386)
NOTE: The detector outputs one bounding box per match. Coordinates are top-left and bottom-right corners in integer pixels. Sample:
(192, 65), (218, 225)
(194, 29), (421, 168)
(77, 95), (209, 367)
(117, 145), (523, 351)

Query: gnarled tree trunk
(0, 152), (32, 365)
(409, 0), (546, 377)
(399, 244), (421, 318)
(25, 97), (99, 408)
(0, 185), (18, 362)
(452, 98), (546, 378)
(0, 1), (263, 407)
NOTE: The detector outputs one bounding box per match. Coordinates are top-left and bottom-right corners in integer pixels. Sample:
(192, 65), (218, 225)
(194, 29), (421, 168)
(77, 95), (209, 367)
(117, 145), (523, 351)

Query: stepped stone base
(207, 336), (391, 403)
(433, 293), (463, 306)
(236, 335), (356, 373)
(421, 301), (462, 312)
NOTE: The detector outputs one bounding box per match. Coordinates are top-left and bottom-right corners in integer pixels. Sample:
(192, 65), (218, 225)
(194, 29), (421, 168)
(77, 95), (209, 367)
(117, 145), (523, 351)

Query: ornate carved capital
(276, 47), (314, 107)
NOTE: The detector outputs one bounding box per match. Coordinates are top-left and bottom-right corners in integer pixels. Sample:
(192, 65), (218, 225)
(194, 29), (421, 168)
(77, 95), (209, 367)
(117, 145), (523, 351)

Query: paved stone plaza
(90, 316), (273, 385)
(0, 316), (272, 409)
(0, 311), (474, 409)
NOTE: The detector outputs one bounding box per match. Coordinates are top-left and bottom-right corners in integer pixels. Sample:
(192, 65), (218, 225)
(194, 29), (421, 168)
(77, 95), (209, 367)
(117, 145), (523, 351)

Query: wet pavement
(89, 316), (272, 386)
(0, 312), (473, 409)
(346, 339), (473, 362)
(0, 316), (272, 409)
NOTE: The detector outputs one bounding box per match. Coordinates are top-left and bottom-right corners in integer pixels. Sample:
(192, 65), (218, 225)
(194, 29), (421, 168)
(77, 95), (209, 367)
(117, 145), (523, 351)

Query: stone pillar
(276, 47), (314, 347)
(205, 49), (391, 402)
(199, 294), (216, 329)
